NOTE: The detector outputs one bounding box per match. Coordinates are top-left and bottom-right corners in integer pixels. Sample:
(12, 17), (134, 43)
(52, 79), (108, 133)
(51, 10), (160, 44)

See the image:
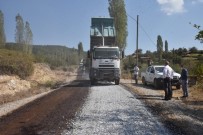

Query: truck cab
(89, 46), (121, 85)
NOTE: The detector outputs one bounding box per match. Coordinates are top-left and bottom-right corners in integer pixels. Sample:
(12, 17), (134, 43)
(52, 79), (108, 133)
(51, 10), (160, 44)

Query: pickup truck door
(145, 67), (151, 82)
(148, 67), (155, 83)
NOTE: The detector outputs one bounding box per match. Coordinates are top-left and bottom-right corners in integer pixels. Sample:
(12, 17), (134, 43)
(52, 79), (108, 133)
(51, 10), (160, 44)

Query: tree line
(0, 11), (33, 54)
(31, 44), (85, 68)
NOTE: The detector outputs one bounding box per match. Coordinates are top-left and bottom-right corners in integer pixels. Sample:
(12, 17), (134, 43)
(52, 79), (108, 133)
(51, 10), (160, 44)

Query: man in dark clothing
(180, 65), (188, 97)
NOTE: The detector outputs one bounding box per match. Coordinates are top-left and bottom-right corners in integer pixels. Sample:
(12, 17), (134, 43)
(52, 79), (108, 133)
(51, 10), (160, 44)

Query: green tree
(165, 40), (168, 53)
(24, 21), (33, 54)
(193, 24), (203, 43)
(157, 35), (163, 61)
(196, 30), (203, 43)
(190, 23), (203, 43)
(189, 46), (198, 53)
(108, 0), (128, 50)
(15, 14), (24, 44)
(0, 10), (6, 48)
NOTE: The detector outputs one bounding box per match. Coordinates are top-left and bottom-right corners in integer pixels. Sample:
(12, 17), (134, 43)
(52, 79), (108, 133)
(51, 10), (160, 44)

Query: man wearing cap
(163, 61), (174, 100)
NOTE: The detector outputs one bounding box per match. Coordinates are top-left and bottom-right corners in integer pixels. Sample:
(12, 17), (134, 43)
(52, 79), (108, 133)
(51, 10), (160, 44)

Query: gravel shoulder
(121, 79), (203, 135)
(64, 82), (171, 135)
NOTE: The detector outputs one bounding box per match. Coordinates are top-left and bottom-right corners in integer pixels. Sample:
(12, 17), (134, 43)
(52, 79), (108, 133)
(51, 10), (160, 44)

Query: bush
(197, 54), (203, 61)
(44, 80), (56, 88)
(193, 63), (203, 78)
(0, 49), (34, 79)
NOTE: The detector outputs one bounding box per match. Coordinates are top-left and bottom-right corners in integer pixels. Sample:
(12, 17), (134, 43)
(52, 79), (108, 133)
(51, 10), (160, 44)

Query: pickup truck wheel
(90, 79), (95, 85)
(115, 79), (120, 85)
(154, 79), (158, 89)
(142, 77), (147, 85)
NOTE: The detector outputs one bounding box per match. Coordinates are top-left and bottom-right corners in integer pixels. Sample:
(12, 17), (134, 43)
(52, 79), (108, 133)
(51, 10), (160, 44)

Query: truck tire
(142, 77), (147, 85)
(115, 79), (120, 85)
(90, 79), (95, 85)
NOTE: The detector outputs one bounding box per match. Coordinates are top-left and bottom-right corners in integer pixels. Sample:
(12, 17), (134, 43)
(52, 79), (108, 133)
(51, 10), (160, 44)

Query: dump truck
(88, 17), (124, 85)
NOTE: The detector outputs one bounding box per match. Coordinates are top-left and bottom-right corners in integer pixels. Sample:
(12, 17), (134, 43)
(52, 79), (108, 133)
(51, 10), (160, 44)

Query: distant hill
(5, 43), (86, 68)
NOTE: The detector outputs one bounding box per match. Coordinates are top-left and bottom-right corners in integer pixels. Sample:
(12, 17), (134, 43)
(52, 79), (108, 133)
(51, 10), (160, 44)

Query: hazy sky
(0, 0), (202, 55)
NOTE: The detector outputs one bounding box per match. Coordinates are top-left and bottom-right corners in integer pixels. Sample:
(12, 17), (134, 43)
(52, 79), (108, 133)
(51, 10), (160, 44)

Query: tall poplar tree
(0, 10), (6, 48)
(165, 40), (168, 53)
(25, 21), (33, 54)
(78, 42), (83, 60)
(157, 35), (163, 61)
(108, 0), (128, 50)
(15, 14), (24, 44)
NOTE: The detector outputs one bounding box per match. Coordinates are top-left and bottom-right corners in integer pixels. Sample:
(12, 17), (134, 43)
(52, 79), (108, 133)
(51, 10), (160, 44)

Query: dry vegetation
(0, 63), (77, 105)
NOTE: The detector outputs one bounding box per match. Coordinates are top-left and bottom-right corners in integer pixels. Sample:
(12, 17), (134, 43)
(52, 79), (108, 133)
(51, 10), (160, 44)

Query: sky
(0, 0), (202, 55)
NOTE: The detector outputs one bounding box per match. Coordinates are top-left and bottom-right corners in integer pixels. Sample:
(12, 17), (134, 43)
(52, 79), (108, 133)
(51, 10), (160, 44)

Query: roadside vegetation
(0, 10), (86, 104)
(121, 35), (203, 89)
(0, 49), (34, 79)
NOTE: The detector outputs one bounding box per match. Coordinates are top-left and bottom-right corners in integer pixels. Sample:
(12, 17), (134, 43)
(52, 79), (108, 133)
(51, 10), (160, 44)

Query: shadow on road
(136, 95), (163, 100)
(64, 80), (90, 87)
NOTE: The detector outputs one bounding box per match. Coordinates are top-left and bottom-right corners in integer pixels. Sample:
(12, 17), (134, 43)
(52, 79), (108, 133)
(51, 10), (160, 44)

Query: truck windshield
(93, 48), (119, 59)
(155, 67), (164, 72)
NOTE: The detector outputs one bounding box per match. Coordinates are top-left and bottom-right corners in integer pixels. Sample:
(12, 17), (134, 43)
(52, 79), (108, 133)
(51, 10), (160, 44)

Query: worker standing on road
(134, 64), (139, 84)
(180, 64), (189, 98)
(163, 61), (174, 100)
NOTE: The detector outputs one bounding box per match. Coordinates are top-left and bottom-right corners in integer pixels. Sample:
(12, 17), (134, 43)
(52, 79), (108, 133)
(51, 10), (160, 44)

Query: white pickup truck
(141, 65), (181, 89)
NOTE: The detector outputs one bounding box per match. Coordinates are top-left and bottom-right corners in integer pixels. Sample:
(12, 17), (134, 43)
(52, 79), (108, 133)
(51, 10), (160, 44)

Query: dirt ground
(121, 79), (203, 135)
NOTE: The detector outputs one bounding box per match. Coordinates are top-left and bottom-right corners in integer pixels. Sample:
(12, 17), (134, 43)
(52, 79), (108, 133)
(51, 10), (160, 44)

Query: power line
(127, 13), (157, 48)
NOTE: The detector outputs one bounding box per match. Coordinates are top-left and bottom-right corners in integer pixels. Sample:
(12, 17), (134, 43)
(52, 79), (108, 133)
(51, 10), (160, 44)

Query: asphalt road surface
(0, 80), (89, 135)
(0, 75), (172, 135)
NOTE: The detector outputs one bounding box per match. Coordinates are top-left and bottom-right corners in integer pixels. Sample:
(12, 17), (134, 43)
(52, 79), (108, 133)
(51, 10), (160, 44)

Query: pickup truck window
(147, 67), (151, 72)
(151, 68), (155, 73)
(155, 67), (164, 73)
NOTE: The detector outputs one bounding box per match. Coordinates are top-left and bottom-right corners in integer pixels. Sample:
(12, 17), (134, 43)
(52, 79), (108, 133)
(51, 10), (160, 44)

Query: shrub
(0, 49), (34, 79)
(193, 63), (203, 78)
(44, 80), (55, 88)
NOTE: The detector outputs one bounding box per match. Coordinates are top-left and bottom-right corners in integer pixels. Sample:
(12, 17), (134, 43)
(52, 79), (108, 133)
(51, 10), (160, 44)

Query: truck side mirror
(121, 51), (125, 58)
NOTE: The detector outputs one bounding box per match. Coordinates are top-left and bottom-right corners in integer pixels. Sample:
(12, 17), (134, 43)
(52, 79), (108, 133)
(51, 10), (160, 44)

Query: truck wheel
(115, 79), (120, 85)
(176, 85), (181, 89)
(90, 79), (95, 85)
(142, 77), (147, 85)
(154, 79), (158, 89)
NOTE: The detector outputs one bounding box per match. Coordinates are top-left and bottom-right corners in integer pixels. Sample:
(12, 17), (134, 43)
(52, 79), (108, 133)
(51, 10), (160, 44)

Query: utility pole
(136, 15), (139, 65)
